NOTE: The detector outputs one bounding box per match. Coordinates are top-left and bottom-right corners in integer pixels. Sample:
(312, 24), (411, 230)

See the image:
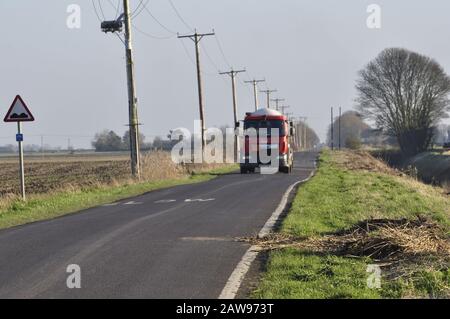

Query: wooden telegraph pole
(220, 68), (246, 160)
(178, 30), (215, 159)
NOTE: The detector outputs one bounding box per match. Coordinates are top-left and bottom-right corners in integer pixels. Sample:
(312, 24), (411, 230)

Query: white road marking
(218, 168), (316, 299)
(184, 198), (215, 202)
(102, 203), (119, 207)
(123, 201), (143, 205)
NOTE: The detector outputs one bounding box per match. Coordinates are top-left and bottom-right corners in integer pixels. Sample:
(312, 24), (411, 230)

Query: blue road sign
(16, 133), (23, 142)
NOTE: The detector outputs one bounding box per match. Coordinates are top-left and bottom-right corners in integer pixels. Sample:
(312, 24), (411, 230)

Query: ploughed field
(0, 151), (227, 197)
(0, 153), (131, 196)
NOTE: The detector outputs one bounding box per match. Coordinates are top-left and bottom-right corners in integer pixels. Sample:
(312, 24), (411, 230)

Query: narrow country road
(0, 151), (317, 298)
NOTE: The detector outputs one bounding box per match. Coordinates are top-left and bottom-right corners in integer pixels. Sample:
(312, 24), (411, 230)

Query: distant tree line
(0, 144), (16, 153)
(326, 110), (450, 150)
(92, 130), (175, 152)
(326, 111), (396, 150)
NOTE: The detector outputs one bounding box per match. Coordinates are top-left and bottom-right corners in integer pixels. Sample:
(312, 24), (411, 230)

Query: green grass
(254, 249), (379, 299)
(284, 152), (449, 237)
(253, 150), (449, 299)
(0, 165), (238, 230)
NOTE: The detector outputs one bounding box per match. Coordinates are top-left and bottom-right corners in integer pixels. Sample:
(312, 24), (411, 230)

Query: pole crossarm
(244, 79), (265, 111)
(177, 31), (215, 42)
(219, 69), (246, 76)
(260, 89), (277, 94)
(244, 79), (265, 85)
(270, 98), (285, 111)
(279, 105), (290, 114)
(260, 89), (277, 108)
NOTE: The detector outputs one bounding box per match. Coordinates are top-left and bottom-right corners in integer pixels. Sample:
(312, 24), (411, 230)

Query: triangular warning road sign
(3, 95), (34, 122)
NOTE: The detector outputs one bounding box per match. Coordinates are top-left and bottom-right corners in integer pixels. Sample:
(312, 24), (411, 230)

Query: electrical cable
(115, 0), (121, 18)
(131, 0), (148, 19)
(140, 1), (178, 35)
(200, 42), (221, 72)
(179, 41), (216, 76)
(167, 0), (194, 32)
(91, 0), (102, 22)
(106, 0), (122, 19)
(214, 34), (232, 68)
(97, 0), (106, 19)
(132, 22), (174, 40)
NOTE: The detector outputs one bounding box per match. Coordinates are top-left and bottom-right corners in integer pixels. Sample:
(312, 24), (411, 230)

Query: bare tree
(356, 48), (450, 155)
(92, 130), (123, 152)
(327, 111), (370, 148)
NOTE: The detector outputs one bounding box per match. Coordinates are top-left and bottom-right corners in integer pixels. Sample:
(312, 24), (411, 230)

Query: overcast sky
(1, 0), (450, 148)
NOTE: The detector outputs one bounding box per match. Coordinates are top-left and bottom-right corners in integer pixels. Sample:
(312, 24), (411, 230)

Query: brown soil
(0, 160), (130, 195)
(0, 151), (232, 196)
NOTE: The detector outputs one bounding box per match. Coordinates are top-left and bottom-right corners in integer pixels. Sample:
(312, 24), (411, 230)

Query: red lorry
(240, 108), (294, 174)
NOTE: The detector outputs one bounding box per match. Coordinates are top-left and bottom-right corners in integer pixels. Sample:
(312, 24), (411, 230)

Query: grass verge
(252, 150), (449, 299)
(0, 165), (237, 230)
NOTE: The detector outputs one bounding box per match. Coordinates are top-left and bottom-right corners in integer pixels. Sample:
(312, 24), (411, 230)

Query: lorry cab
(240, 108), (294, 174)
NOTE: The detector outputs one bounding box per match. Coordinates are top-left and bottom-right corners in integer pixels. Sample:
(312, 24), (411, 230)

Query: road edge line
(218, 168), (316, 299)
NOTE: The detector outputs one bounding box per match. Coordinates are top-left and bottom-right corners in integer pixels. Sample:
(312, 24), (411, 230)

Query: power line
(199, 38), (235, 84)
(106, 0), (123, 19)
(114, 0), (121, 18)
(179, 40), (216, 76)
(179, 39), (196, 65)
(167, 0), (194, 31)
(214, 34), (232, 68)
(119, 0), (176, 40)
(101, 0), (146, 22)
(131, 0), (148, 19)
(140, 1), (178, 35)
(200, 42), (221, 72)
(91, 0), (102, 22)
(132, 22), (174, 40)
(97, 0), (106, 19)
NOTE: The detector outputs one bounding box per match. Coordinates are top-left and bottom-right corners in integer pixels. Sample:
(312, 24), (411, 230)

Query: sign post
(3, 95), (35, 200)
(17, 122), (25, 199)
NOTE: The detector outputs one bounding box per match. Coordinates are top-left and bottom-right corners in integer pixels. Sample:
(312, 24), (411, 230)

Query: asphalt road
(0, 151), (317, 298)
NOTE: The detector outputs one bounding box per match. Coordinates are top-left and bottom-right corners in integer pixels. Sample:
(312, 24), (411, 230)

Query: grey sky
(1, 0), (450, 148)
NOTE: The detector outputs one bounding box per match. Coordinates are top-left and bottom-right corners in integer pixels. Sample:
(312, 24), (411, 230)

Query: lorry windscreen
(244, 120), (286, 136)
